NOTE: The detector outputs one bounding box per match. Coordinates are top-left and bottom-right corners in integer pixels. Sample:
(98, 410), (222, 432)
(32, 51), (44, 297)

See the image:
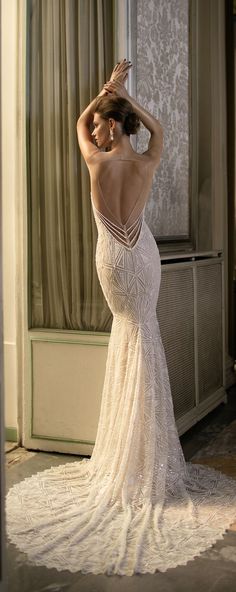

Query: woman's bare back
(88, 151), (155, 229)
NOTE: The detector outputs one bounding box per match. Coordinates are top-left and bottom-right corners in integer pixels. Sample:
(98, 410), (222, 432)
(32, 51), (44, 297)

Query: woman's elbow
(76, 116), (83, 128)
(151, 121), (163, 143)
(156, 119), (163, 136)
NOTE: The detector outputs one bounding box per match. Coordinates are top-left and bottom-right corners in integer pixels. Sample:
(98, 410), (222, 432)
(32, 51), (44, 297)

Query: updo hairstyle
(94, 96), (140, 136)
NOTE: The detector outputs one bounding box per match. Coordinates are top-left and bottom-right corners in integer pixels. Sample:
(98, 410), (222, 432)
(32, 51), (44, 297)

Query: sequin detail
(6, 195), (236, 576)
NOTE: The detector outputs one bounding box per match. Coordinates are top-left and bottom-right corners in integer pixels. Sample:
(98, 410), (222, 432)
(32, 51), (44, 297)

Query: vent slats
(156, 261), (223, 421)
(157, 268), (195, 419)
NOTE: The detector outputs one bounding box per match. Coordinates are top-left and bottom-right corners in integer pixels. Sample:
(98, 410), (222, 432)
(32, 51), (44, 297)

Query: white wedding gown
(6, 190), (236, 576)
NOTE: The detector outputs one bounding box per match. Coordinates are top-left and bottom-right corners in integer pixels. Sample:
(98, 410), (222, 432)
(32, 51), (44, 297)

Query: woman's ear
(109, 117), (116, 131)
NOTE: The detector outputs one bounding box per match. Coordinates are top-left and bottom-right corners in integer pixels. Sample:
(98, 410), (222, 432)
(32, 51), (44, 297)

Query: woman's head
(92, 96), (140, 149)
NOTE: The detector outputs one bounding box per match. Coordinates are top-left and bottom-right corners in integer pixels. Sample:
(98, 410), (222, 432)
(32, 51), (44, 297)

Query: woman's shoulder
(87, 149), (151, 167)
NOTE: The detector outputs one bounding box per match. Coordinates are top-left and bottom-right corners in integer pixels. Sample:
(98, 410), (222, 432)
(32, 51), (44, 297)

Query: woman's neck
(110, 134), (135, 157)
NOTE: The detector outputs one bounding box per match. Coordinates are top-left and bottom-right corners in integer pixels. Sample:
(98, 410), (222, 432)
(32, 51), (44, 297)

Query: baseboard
(5, 427), (18, 442)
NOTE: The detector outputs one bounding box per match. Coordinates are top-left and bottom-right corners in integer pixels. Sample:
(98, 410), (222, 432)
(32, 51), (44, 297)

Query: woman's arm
(76, 93), (104, 162)
(77, 60), (132, 162)
(104, 79), (163, 165)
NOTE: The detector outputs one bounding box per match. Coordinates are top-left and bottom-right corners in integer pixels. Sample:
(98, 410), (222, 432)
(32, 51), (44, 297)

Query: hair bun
(94, 96), (140, 137)
(124, 112), (140, 136)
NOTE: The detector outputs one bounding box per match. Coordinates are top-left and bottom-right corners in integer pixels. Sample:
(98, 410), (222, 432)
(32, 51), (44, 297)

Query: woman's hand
(110, 59), (132, 84)
(97, 87), (108, 98)
(103, 79), (130, 100)
(97, 60), (131, 98)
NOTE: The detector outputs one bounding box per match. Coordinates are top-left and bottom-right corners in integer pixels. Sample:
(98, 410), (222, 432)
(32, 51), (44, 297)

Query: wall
(136, 0), (190, 240)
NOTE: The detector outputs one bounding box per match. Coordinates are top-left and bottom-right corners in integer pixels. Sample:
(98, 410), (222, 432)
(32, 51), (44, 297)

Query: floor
(5, 385), (236, 592)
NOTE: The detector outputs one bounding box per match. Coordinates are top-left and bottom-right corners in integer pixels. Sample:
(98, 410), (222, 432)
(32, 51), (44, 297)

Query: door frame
(0, 0), (6, 586)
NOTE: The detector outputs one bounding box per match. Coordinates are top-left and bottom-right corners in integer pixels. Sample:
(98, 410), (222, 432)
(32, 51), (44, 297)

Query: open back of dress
(89, 155), (153, 249)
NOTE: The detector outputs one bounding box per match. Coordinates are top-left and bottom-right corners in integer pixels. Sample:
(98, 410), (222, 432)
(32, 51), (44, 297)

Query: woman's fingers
(113, 59), (132, 73)
(104, 82), (114, 91)
(105, 80), (118, 88)
(109, 59), (132, 85)
(104, 83), (116, 95)
(111, 67), (131, 83)
(106, 61), (131, 95)
(104, 79), (127, 97)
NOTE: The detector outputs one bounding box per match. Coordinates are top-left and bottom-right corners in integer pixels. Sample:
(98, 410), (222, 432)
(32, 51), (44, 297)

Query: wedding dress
(6, 176), (236, 576)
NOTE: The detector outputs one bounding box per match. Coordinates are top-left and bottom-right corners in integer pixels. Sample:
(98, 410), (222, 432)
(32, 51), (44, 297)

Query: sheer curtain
(28, 0), (114, 331)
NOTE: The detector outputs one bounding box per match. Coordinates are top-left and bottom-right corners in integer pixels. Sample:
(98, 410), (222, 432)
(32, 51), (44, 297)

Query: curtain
(28, 0), (114, 331)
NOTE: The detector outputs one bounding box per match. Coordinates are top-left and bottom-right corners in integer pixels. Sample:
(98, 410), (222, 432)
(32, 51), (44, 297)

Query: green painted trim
(31, 433), (95, 445)
(5, 427), (18, 442)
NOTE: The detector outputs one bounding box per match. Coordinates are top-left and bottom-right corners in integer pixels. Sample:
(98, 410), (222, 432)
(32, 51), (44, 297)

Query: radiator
(157, 251), (225, 435)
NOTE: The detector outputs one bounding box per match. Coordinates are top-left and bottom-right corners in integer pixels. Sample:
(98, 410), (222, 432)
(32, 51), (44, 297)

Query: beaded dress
(6, 157), (236, 575)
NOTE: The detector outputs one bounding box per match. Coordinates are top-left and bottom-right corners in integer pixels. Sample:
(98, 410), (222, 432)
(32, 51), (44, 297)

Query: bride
(6, 59), (236, 576)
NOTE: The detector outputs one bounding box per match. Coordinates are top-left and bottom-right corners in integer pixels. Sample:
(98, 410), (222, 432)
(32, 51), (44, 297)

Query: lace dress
(6, 189), (236, 576)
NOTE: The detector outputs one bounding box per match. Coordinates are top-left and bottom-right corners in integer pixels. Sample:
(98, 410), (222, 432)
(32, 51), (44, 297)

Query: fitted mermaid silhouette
(6, 154), (236, 576)
(6, 61), (236, 575)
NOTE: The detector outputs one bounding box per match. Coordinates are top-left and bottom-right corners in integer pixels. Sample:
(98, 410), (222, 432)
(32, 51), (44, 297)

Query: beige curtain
(28, 0), (114, 331)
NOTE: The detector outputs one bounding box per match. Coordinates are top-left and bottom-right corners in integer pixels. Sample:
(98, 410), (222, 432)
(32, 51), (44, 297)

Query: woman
(76, 59), (163, 234)
(6, 60), (236, 576)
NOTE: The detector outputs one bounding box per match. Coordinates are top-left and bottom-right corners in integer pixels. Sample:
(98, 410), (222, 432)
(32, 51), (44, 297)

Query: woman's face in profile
(92, 113), (110, 149)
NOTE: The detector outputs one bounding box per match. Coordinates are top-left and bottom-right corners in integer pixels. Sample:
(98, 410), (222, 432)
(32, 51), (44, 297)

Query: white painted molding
(0, 0), (7, 584)
(114, 0), (128, 61)
(1, 0), (19, 434)
(15, 0), (27, 442)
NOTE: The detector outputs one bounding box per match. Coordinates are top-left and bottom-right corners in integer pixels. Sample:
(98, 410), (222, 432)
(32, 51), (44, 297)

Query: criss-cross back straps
(97, 177), (145, 230)
(92, 199), (145, 249)
(90, 157), (148, 248)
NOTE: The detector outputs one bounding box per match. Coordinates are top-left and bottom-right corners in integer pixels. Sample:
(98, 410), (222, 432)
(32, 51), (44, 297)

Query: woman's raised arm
(76, 93), (103, 162)
(76, 59), (132, 162)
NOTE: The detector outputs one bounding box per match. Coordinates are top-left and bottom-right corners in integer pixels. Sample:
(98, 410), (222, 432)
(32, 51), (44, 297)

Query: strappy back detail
(89, 154), (149, 249)
(91, 195), (145, 250)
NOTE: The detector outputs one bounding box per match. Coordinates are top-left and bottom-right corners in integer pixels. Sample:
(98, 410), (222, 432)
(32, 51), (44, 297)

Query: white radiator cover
(157, 252), (225, 435)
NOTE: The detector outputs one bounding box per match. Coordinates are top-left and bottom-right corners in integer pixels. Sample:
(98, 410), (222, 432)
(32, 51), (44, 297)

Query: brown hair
(94, 96), (140, 136)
